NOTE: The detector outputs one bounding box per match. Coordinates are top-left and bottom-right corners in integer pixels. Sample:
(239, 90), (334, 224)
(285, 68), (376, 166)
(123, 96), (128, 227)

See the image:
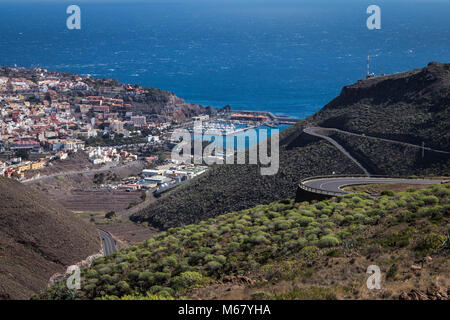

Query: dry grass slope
(0, 176), (100, 299)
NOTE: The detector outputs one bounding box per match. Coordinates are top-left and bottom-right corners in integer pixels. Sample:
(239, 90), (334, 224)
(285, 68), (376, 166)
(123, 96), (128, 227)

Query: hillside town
(0, 66), (214, 180)
(0, 66), (291, 197)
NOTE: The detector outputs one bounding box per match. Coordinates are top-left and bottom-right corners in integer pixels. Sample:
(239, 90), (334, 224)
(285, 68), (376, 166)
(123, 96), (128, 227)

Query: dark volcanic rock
(312, 62), (450, 151)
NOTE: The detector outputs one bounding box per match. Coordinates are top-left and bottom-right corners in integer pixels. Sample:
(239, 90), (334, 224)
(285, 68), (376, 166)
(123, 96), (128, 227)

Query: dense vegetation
(40, 183), (450, 300)
(132, 62), (450, 230)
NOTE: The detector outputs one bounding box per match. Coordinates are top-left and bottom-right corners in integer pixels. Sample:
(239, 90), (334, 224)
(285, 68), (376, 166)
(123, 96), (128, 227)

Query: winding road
(308, 127), (450, 154)
(303, 127), (371, 176)
(301, 126), (449, 195)
(303, 127), (450, 178)
(301, 177), (446, 196)
(98, 229), (117, 256)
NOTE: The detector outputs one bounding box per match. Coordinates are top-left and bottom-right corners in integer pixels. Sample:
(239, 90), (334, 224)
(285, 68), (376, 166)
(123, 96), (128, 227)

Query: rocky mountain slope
(132, 62), (450, 230)
(307, 62), (450, 151)
(0, 176), (101, 299)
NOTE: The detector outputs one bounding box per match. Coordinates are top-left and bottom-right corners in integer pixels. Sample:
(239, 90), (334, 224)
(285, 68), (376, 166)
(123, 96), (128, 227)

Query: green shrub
(414, 233), (446, 253)
(353, 213), (366, 221)
(432, 186), (450, 197)
(98, 266), (112, 275)
(322, 221), (335, 228)
(153, 272), (170, 284)
(170, 271), (203, 290)
(383, 229), (414, 248)
(117, 280), (130, 293)
(206, 261), (222, 271)
(304, 227), (321, 237)
(161, 255), (178, 268)
(86, 269), (99, 278)
(423, 195), (439, 205)
(118, 262), (129, 272)
(149, 285), (164, 294)
(381, 190), (395, 196)
(343, 215), (355, 224)
(336, 229), (351, 239)
(325, 249), (342, 257)
(249, 233), (269, 245)
(331, 214), (345, 225)
(214, 255), (227, 264)
(306, 233), (318, 242)
(318, 235), (340, 248)
(251, 292), (270, 300)
(300, 210), (315, 217)
(443, 204), (450, 217)
(298, 216), (315, 227)
(398, 209), (411, 219)
(105, 284), (117, 295)
(157, 288), (174, 299)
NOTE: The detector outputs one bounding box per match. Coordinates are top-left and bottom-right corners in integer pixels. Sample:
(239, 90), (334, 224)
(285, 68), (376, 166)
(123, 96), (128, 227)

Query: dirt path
(303, 127), (371, 176)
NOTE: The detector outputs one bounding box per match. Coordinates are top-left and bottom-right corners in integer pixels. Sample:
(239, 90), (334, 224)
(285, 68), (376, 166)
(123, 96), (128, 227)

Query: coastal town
(0, 66), (300, 251)
(0, 66), (213, 188)
(0, 66), (293, 197)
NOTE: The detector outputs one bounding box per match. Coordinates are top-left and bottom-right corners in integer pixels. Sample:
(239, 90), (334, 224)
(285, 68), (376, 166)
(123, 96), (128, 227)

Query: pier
(229, 109), (301, 124)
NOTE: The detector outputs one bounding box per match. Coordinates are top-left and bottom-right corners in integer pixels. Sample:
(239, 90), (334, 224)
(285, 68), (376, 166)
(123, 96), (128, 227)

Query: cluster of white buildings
(140, 163), (207, 192)
(86, 147), (137, 165)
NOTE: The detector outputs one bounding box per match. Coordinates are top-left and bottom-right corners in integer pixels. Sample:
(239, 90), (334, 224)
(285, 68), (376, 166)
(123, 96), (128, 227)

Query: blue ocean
(1, 0), (450, 118)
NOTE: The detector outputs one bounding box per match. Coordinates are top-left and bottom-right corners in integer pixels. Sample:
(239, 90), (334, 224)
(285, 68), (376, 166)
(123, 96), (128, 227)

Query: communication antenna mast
(366, 54), (376, 78)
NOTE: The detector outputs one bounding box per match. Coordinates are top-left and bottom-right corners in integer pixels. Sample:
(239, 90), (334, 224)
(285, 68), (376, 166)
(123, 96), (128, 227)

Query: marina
(188, 109), (300, 137)
(190, 122), (259, 136)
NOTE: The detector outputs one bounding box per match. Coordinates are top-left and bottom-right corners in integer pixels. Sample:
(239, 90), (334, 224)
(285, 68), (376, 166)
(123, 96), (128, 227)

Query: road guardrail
(298, 175), (450, 197)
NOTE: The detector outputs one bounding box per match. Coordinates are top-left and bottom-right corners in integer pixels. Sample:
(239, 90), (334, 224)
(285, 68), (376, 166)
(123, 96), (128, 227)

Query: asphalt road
(98, 229), (117, 256)
(303, 126), (450, 179)
(313, 127), (450, 154)
(303, 127), (370, 176)
(302, 177), (446, 195)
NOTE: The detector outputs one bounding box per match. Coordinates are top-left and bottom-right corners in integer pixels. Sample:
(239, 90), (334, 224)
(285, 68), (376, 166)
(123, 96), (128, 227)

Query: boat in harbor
(190, 121), (248, 136)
